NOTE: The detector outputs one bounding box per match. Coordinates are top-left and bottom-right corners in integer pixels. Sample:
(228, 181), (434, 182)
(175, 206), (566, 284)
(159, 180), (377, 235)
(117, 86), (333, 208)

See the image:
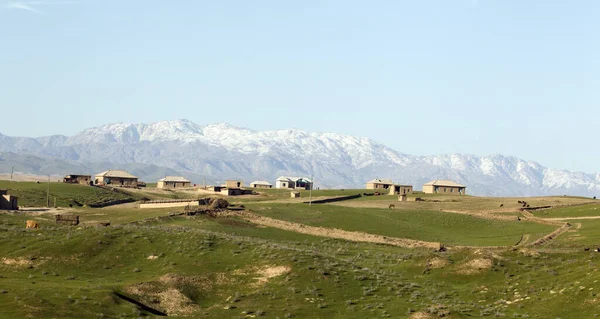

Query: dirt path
(217, 211), (442, 249)
(543, 216), (600, 221)
(529, 223), (572, 246)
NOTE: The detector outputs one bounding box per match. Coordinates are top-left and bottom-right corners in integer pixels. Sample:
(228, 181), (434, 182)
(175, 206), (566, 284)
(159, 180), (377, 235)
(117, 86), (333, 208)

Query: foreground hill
(1, 120), (599, 196)
(1, 190), (599, 318)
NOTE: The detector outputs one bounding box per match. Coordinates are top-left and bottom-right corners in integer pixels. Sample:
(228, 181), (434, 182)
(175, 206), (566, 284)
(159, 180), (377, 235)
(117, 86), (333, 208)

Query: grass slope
(0, 181), (142, 207)
(1, 212), (599, 318)
(249, 203), (555, 246)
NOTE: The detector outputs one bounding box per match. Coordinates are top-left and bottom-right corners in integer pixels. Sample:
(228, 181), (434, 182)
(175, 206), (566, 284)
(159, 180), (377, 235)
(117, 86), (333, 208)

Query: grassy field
(2, 187), (600, 318)
(248, 203), (555, 246)
(0, 181), (142, 207)
(531, 203), (600, 218)
(1, 211), (599, 318)
(341, 194), (595, 212)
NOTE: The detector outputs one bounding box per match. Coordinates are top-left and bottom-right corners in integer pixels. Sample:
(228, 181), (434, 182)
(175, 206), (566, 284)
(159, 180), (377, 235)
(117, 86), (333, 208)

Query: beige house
(275, 176), (312, 190)
(250, 181), (273, 189)
(389, 185), (413, 195)
(63, 175), (92, 185)
(94, 170), (138, 187)
(157, 176), (191, 189)
(423, 180), (466, 195)
(225, 180), (244, 188)
(365, 179), (394, 190)
(0, 190), (18, 210)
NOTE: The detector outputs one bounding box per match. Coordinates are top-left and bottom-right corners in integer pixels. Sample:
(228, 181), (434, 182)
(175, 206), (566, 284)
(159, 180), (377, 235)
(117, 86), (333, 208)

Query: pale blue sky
(1, 1), (598, 172)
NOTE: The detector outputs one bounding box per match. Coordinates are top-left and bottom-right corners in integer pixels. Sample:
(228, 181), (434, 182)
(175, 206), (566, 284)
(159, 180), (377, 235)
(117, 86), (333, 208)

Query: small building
(290, 191), (301, 198)
(0, 190), (18, 210)
(250, 181), (273, 189)
(423, 180), (466, 195)
(389, 185), (413, 196)
(275, 176), (313, 190)
(157, 176), (191, 189)
(220, 188), (254, 196)
(63, 175), (92, 185)
(225, 180), (244, 188)
(365, 179), (394, 190)
(94, 170), (138, 187)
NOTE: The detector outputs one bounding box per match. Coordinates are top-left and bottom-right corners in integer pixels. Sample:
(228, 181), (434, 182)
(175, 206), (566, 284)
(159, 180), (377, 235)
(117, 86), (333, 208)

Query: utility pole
(309, 174), (314, 206)
(10, 166), (14, 182)
(46, 175), (50, 208)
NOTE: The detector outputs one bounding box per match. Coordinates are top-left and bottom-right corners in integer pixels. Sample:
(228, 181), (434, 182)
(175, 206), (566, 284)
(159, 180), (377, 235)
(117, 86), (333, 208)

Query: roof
(95, 170), (137, 179)
(64, 174), (91, 178)
(366, 178), (393, 185)
(423, 180), (466, 187)
(276, 176), (312, 183)
(158, 176), (190, 183)
(250, 180), (273, 186)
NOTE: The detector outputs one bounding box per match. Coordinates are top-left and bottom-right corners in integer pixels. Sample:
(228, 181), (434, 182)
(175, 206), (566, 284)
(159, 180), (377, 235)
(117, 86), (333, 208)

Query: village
(1, 168), (468, 211)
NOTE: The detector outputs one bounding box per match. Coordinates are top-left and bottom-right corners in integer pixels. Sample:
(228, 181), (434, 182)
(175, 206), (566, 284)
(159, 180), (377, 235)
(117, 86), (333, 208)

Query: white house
(275, 176), (313, 190)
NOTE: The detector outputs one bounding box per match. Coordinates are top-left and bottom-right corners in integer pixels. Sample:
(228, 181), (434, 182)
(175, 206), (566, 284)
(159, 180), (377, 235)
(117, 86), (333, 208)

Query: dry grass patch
(254, 265), (291, 286)
(409, 311), (439, 319)
(1, 256), (51, 268)
(426, 257), (450, 269)
(456, 258), (493, 275)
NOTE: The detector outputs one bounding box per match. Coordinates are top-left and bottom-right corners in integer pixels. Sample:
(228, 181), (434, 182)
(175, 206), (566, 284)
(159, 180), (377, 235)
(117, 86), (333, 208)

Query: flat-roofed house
(365, 179), (394, 190)
(63, 175), (92, 185)
(94, 170), (138, 187)
(275, 176), (312, 190)
(389, 184), (413, 195)
(422, 180), (466, 195)
(157, 176), (191, 189)
(225, 180), (244, 188)
(250, 181), (273, 189)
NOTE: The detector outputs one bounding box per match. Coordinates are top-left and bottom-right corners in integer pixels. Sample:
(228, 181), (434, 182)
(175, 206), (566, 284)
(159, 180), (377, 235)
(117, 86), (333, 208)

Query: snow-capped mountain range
(0, 119), (598, 196)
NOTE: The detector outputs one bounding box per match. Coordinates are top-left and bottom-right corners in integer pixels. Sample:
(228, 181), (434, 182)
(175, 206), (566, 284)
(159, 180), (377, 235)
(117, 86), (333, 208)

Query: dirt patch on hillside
(255, 265), (291, 286)
(456, 258), (493, 275)
(409, 312), (439, 319)
(426, 257), (450, 269)
(126, 273), (234, 316)
(126, 282), (200, 316)
(1, 256), (50, 268)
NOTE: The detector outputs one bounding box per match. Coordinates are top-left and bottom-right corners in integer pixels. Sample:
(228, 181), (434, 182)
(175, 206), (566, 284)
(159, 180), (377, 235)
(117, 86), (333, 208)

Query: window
(450, 188), (453, 193)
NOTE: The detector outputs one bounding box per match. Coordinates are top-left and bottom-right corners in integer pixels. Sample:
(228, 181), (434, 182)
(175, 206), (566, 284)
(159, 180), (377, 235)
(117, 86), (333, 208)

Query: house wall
(389, 185), (413, 195)
(422, 185), (435, 194)
(158, 181), (191, 189)
(95, 176), (138, 187)
(221, 188), (244, 196)
(423, 185), (466, 195)
(252, 184), (272, 188)
(64, 176), (91, 185)
(225, 180), (243, 188)
(0, 195), (18, 210)
(276, 180), (292, 189)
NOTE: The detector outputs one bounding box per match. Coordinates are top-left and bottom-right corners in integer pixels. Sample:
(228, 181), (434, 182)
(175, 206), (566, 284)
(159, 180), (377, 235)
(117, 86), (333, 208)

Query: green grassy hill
(248, 203), (554, 246)
(1, 188), (599, 318)
(0, 181), (142, 208)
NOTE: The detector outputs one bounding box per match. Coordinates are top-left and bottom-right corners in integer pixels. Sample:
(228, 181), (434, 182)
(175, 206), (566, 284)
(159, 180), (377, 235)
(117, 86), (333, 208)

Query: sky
(0, 0), (599, 172)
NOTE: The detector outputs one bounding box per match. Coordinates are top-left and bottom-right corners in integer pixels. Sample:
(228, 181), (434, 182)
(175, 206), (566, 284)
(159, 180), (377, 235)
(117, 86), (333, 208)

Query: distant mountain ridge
(0, 119), (598, 197)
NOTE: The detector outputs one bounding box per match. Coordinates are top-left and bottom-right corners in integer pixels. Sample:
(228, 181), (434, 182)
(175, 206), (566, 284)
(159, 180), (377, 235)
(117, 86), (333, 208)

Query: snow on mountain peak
(1, 119), (598, 196)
